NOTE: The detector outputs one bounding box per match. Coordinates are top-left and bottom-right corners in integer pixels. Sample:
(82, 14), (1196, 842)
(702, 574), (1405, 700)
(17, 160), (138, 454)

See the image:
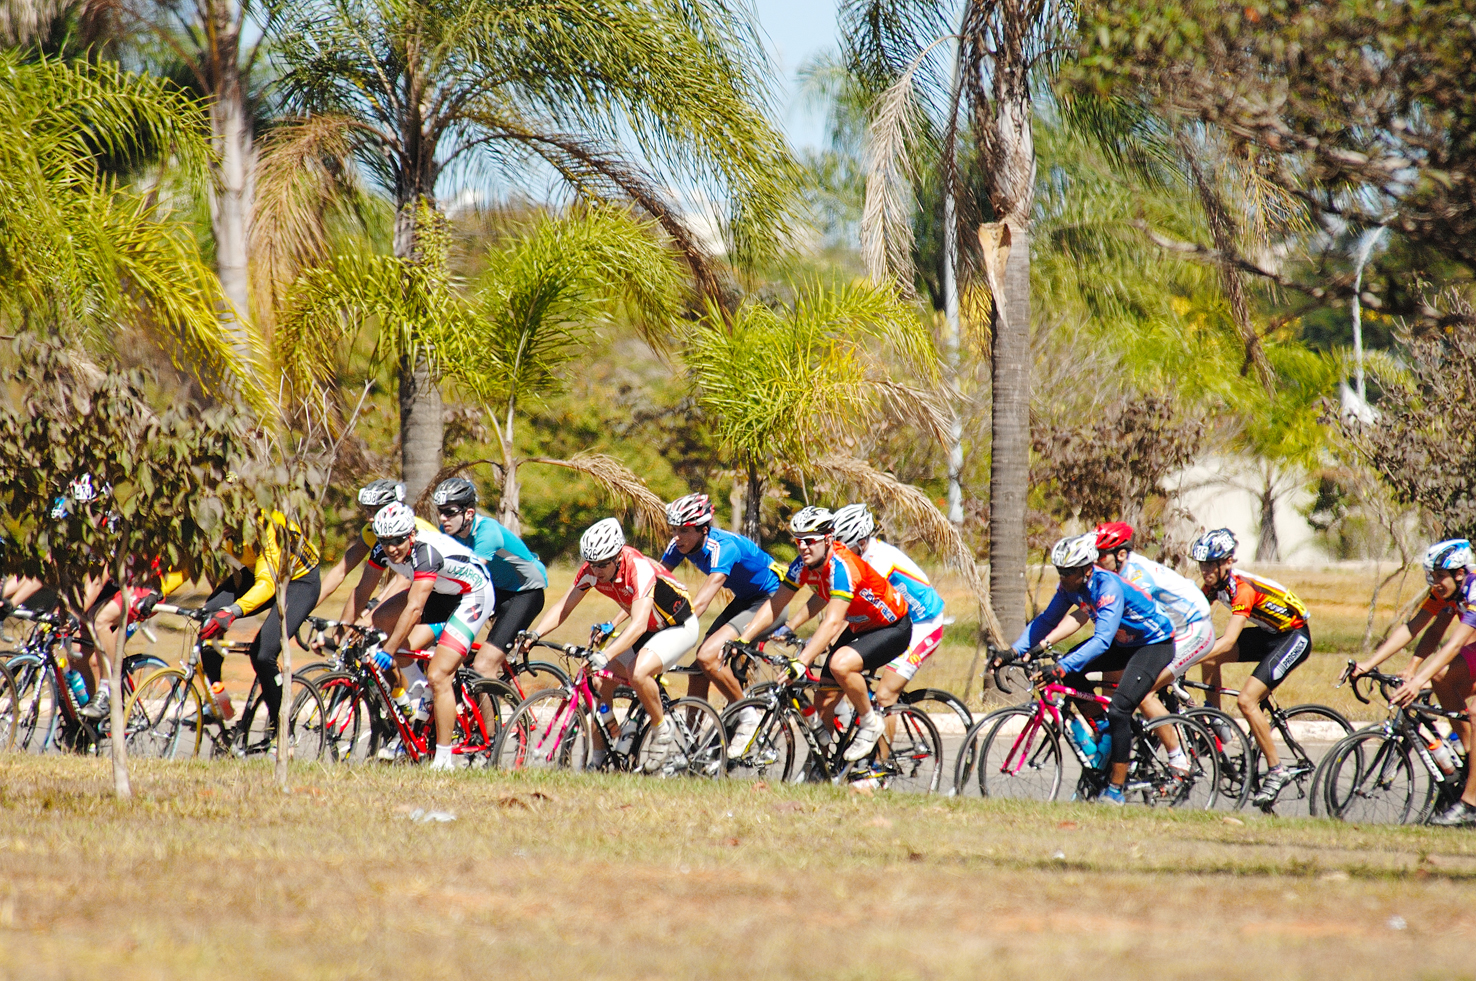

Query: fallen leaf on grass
(497, 796), (530, 810)
(1057, 820), (1078, 830)
(529, 791), (554, 802)
(617, 803), (633, 810)
(867, 816), (892, 829)
(1222, 817), (1245, 826)
(907, 850), (924, 862)
(772, 802), (805, 813)
(723, 837), (741, 847)
(752, 781), (769, 792)
(293, 786), (324, 797)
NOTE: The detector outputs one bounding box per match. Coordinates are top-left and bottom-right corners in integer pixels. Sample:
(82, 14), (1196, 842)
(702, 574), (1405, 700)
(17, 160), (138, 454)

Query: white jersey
(1120, 553), (1210, 634)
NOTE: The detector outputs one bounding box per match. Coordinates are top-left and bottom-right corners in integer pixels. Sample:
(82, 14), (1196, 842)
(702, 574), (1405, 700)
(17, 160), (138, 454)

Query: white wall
(1169, 454), (1326, 566)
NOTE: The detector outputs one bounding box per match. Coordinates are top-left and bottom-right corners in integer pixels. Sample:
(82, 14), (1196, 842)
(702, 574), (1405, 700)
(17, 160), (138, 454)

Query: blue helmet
(1424, 539), (1474, 574)
(1190, 528), (1237, 563)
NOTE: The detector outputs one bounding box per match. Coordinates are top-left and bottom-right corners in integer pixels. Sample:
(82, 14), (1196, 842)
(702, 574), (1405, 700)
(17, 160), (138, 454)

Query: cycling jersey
(781, 542), (908, 632)
(859, 539), (945, 623)
(1454, 574), (1476, 630)
(224, 511), (320, 616)
(574, 545), (692, 631)
(1014, 567), (1175, 673)
(660, 527), (781, 601)
(1206, 568), (1308, 633)
(369, 528), (494, 596)
(1421, 589), (1460, 620)
(446, 512), (548, 592)
(1120, 553), (1210, 633)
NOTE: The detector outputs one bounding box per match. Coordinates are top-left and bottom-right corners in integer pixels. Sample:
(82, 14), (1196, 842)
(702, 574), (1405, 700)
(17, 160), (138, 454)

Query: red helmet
(1095, 522), (1134, 551)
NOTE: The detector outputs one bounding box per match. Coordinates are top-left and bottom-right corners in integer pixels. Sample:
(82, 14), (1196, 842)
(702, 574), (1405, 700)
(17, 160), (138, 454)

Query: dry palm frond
(412, 458), (506, 517)
(861, 66), (921, 293)
(525, 453), (669, 540)
(872, 377), (956, 446)
(785, 454), (1006, 645)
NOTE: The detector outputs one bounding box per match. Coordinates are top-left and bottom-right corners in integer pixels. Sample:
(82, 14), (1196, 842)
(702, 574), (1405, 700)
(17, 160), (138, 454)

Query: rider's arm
(737, 584), (798, 644)
(687, 571), (729, 619)
(1411, 608), (1454, 660)
(1205, 613), (1249, 660)
(317, 537), (370, 606)
(382, 577), (434, 656)
(528, 582), (587, 638)
(604, 589), (655, 661)
(342, 562), (385, 624)
(797, 595), (850, 668)
(1395, 619), (1476, 704)
(1011, 588), (1073, 654)
(1036, 608), (1091, 650)
(1355, 609), (1433, 675)
(1056, 589), (1125, 673)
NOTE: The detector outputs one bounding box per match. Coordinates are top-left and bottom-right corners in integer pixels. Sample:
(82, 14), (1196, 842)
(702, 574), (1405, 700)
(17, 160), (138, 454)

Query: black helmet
(432, 477), (477, 510)
(357, 478), (405, 508)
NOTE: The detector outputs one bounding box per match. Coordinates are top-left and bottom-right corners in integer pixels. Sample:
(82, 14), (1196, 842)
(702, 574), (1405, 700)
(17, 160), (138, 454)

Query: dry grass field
(2, 755), (1475, 981)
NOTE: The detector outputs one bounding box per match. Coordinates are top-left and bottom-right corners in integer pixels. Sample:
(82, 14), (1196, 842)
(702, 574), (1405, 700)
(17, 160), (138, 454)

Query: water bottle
(835, 698), (855, 731)
(613, 718), (638, 755)
(596, 701), (615, 741)
(1093, 734), (1112, 768)
(210, 681), (235, 721)
(1428, 736), (1457, 776)
(1447, 730), (1464, 759)
(65, 669), (89, 707)
(1069, 717), (1098, 756)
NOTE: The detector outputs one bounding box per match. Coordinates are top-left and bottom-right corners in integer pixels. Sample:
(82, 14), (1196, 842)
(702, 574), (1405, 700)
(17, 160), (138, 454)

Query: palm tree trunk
(202, 0), (254, 341)
(497, 402), (520, 535)
(743, 458), (762, 543)
(109, 545), (131, 799)
(394, 200), (443, 500)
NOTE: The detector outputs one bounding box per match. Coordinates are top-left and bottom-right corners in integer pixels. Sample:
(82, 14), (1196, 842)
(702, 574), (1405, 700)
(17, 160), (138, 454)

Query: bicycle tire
(872, 704), (942, 793)
(9, 654), (58, 753)
(122, 667), (204, 759)
(1251, 703), (1353, 813)
(899, 687), (972, 734)
(457, 677), (521, 768)
(509, 659), (571, 692)
(1181, 707), (1254, 810)
(293, 660), (337, 681)
(0, 660), (17, 751)
(233, 675), (328, 763)
(976, 706), (1063, 801)
(634, 697), (727, 778)
(1133, 715), (1220, 810)
(951, 707), (1020, 796)
(720, 696), (798, 782)
(494, 687), (591, 771)
(1323, 729), (1419, 824)
(315, 671), (372, 763)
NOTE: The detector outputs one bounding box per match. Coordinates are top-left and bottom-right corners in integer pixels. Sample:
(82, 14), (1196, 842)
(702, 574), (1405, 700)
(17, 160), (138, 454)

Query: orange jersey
(1207, 569), (1308, 633)
(782, 542), (908, 632)
(1419, 589), (1460, 620)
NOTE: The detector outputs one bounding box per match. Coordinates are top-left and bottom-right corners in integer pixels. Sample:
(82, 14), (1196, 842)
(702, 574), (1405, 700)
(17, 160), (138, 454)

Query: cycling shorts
(1168, 619), (1216, 677)
(1457, 641), (1476, 676)
(706, 592), (786, 640)
(611, 614), (700, 674)
(1237, 625), (1312, 689)
(819, 615), (914, 678)
(883, 617), (945, 681)
(421, 585), (494, 658)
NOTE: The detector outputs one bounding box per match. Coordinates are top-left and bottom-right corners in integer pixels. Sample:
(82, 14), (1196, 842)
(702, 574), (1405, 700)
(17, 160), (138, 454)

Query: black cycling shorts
(483, 588), (545, 654)
(1237, 626), (1312, 689)
(705, 592), (772, 639)
(819, 615), (913, 678)
(421, 591), (460, 625)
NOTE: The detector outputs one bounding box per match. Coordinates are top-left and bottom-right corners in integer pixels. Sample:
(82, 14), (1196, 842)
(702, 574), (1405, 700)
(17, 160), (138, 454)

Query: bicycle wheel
(316, 672), (373, 762)
(122, 668), (204, 759)
(293, 660), (337, 682)
(1133, 716), (1220, 809)
(976, 706), (1063, 801)
(951, 707), (1017, 797)
(494, 687), (591, 771)
(234, 676), (328, 762)
(1323, 730), (1418, 824)
(635, 697), (726, 778)
(1252, 704), (1353, 812)
(871, 704), (942, 793)
(9, 655), (58, 753)
(456, 678), (521, 768)
(899, 687), (972, 735)
(1182, 707), (1253, 810)
(0, 661), (18, 751)
(720, 697), (798, 782)
(509, 659), (571, 693)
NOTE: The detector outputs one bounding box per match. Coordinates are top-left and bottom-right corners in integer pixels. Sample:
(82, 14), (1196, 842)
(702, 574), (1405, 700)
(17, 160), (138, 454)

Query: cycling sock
(434, 744), (454, 766)
(1167, 748), (1188, 766)
(403, 663), (428, 689)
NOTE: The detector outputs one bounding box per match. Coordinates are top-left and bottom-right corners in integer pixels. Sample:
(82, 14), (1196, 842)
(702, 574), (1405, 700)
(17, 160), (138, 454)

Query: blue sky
(751, 0), (840, 152)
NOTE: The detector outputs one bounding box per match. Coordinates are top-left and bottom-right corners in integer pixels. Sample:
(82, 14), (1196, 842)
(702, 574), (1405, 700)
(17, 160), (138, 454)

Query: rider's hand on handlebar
(199, 607), (238, 640)
(770, 624), (799, 646)
(1039, 664), (1066, 685)
(785, 658), (809, 681)
(1389, 677), (1422, 709)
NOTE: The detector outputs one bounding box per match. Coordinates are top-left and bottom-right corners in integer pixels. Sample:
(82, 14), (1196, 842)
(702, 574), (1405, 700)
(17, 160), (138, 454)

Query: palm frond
(525, 453), (669, 540)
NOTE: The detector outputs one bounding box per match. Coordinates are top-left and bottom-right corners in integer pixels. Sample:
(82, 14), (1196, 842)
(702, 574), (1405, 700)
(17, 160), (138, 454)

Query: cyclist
(1191, 527), (1313, 809)
(831, 503), (945, 711)
(1011, 533), (1177, 805)
(318, 479), (435, 604)
(660, 493), (785, 732)
(736, 506), (912, 763)
(1388, 540), (1476, 824)
(523, 518), (697, 771)
(431, 477), (548, 682)
(353, 502), (496, 770)
(83, 564), (186, 717)
(197, 509), (322, 735)
(1354, 539), (1467, 693)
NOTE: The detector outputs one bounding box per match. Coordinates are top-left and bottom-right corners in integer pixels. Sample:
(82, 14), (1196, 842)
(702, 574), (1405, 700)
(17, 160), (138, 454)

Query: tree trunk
(393, 201), (443, 501)
(743, 458), (763, 543)
(988, 219), (1031, 639)
(1256, 475), (1281, 563)
(497, 407), (520, 534)
(109, 550), (131, 799)
(202, 0), (254, 343)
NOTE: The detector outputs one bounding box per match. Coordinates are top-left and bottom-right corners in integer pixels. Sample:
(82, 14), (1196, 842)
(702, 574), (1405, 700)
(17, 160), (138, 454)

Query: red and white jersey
(370, 528), (493, 596)
(574, 545), (692, 632)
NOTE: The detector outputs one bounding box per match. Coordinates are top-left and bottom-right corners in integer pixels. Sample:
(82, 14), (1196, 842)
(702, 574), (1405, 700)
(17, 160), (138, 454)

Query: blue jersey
(447, 513), (547, 592)
(1013, 567), (1175, 672)
(660, 527), (782, 602)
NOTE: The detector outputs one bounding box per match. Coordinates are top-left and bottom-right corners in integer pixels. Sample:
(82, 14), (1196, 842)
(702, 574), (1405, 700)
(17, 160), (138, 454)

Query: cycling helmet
(580, 518), (625, 563)
(1423, 539), (1474, 573)
(1190, 528), (1238, 563)
(1050, 534), (1098, 570)
(831, 503), (876, 550)
(1095, 521), (1134, 552)
(358, 478), (406, 508)
(69, 474), (98, 503)
(666, 492), (714, 527)
(372, 502), (418, 539)
(432, 477), (477, 510)
(788, 506), (835, 537)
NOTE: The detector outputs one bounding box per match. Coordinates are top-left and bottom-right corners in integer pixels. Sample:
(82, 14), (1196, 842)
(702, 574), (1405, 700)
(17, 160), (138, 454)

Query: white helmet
(372, 502), (418, 539)
(788, 506), (834, 536)
(666, 493), (714, 527)
(580, 518), (625, 563)
(1050, 533), (1098, 570)
(1424, 539), (1474, 573)
(831, 503), (875, 550)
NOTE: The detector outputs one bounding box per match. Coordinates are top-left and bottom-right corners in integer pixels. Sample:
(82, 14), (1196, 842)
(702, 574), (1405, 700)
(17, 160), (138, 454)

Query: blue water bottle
(1090, 717), (1111, 767)
(1069, 717), (1097, 756)
(65, 669), (89, 707)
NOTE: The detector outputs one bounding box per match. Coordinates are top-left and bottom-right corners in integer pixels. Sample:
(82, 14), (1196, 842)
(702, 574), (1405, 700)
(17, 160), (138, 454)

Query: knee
(1236, 691), (1257, 716)
(695, 641), (723, 670)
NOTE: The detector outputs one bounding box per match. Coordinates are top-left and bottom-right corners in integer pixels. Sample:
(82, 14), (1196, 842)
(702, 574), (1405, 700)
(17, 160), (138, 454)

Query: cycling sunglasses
(792, 535), (827, 547)
(437, 505), (468, 517)
(378, 533), (411, 547)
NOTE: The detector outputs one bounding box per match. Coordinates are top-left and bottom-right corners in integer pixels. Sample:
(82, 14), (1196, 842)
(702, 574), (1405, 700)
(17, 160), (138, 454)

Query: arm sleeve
(158, 570), (187, 597)
(1229, 581), (1257, 619)
(573, 563), (596, 591)
(1057, 587), (1125, 672)
(235, 538), (282, 616)
(827, 556), (855, 602)
(781, 558), (805, 591)
(707, 539), (737, 577)
(1012, 588), (1072, 653)
(413, 545), (444, 583)
(473, 519), (504, 558)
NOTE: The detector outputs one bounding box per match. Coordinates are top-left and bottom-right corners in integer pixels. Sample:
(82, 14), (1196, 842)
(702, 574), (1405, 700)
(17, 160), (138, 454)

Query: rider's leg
(1104, 642), (1175, 788)
(1239, 627), (1312, 768)
(1432, 650), (1474, 751)
(248, 570), (321, 723)
(691, 624), (744, 705)
(199, 571), (249, 689)
(473, 588), (545, 679)
(611, 618), (699, 727)
(426, 589), (492, 757)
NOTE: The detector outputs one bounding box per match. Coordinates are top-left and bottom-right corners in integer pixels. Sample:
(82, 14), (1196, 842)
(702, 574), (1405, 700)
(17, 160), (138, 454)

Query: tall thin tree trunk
(394, 200), (443, 500)
(988, 220), (1031, 639)
(497, 403), (520, 535)
(743, 458), (763, 543)
(1256, 475), (1280, 563)
(202, 0), (254, 344)
(109, 547), (131, 799)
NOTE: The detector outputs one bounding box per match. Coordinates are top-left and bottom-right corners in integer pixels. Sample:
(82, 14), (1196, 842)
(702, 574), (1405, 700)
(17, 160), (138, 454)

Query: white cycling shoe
(731, 707), (761, 754)
(844, 711), (885, 762)
(643, 717), (676, 773)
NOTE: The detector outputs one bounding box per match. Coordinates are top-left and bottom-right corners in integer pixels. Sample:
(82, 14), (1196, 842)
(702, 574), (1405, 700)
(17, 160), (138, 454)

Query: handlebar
(6, 606), (73, 628)
(153, 603), (206, 621)
(1340, 659), (1407, 705)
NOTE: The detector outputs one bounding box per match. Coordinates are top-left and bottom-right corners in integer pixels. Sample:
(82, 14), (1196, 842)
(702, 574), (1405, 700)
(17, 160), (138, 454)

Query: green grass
(1, 755), (1474, 980)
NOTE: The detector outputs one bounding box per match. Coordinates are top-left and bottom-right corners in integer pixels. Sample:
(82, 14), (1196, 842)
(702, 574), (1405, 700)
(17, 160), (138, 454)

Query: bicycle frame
(996, 680), (1113, 778)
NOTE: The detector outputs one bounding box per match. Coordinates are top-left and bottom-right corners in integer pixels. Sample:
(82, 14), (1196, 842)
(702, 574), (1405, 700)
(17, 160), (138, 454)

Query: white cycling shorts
(1168, 619), (1216, 677)
(883, 617), (946, 682)
(612, 616), (700, 675)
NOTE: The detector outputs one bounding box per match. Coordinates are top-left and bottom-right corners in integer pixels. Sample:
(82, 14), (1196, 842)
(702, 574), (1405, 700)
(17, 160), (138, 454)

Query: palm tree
(258, 0), (801, 498)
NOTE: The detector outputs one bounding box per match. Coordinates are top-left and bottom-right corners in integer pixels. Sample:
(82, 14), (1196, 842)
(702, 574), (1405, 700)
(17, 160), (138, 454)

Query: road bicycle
(121, 604), (328, 761)
(304, 615), (514, 766)
(1319, 664), (1469, 824)
(956, 652), (1220, 808)
(494, 632), (727, 779)
(718, 641), (943, 792)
